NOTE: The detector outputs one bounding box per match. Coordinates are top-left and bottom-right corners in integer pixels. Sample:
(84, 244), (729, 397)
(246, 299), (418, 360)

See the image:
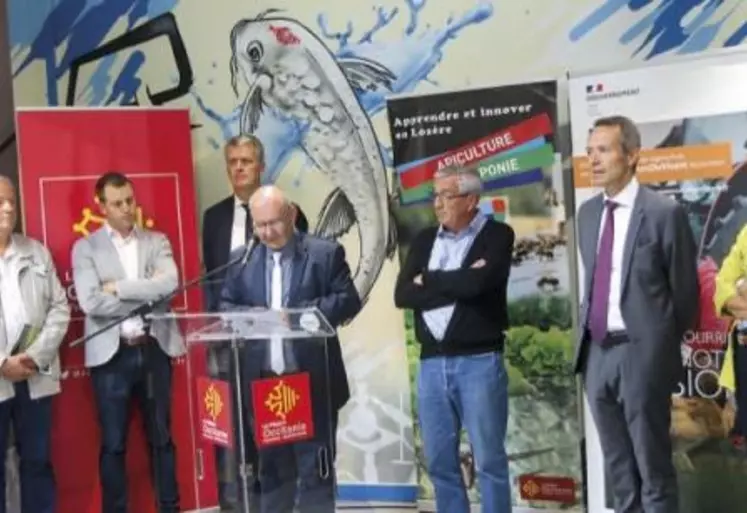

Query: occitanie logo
(203, 384), (223, 422)
(72, 196), (155, 237)
(522, 479), (540, 498)
(264, 380), (300, 421)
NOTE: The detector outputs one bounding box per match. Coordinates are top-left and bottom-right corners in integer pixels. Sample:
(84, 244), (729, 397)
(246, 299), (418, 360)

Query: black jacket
(394, 218), (515, 358)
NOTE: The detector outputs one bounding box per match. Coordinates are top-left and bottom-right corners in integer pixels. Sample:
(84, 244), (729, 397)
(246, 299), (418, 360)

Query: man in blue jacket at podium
(201, 135), (310, 511)
(219, 185), (361, 513)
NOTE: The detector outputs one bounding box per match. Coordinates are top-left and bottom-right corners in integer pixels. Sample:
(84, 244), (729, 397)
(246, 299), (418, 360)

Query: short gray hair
(433, 164), (483, 195)
(592, 115), (641, 156)
(225, 134), (266, 166)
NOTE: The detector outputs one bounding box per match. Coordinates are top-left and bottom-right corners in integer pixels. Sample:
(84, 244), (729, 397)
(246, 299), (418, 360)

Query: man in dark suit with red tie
(201, 135), (308, 511)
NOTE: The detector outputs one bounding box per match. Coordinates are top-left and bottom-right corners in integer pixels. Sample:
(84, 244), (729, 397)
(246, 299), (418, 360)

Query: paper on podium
(149, 307), (334, 345)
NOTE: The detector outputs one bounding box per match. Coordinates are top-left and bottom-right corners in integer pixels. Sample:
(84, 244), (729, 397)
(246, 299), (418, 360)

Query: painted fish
(229, 10), (397, 305)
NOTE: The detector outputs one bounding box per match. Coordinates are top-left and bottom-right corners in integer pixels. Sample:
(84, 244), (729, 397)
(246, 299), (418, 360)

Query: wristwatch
(737, 277), (746, 291)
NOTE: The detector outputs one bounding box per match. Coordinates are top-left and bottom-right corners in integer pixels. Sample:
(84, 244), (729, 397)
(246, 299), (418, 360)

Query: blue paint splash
(193, 0), (492, 184)
(569, 0), (747, 59)
(106, 51), (145, 105)
(8, 0), (179, 105)
(10, 0), (490, 188)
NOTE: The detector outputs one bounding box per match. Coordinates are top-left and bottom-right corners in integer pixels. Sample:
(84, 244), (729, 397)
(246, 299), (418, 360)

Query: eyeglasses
(253, 219), (285, 231)
(433, 191), (468, 202)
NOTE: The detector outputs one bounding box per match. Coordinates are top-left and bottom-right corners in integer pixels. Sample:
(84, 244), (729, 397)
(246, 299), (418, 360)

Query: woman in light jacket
(0, 177), (70, 513)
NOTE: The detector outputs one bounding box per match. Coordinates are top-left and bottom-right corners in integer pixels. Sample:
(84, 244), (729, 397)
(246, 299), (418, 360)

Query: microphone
(69, 234), (262, 348)
(241, 234), (259, 266)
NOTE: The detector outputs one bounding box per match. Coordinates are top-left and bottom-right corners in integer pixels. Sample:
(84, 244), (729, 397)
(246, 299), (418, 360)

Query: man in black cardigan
(394, 164), (515, 513)
(201, 134), (308, 512)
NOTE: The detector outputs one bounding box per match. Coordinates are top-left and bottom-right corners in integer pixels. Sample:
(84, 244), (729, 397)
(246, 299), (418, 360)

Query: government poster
(569, 50), (747, 513)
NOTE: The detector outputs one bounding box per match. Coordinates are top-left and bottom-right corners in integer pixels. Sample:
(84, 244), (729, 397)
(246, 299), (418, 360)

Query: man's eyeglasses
(253, 219), (285, 231)
(433, 191), (468, 201)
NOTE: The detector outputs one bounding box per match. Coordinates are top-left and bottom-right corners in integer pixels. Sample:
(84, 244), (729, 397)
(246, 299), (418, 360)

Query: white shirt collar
(604, 176), (639, 208)
(234, 196), (250, 210)
(105, 223), (137, 243)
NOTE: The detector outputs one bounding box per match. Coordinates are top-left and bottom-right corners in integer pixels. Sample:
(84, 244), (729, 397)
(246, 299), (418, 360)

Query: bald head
(249, 185), (296, 250)
(249, 185), (290, 210)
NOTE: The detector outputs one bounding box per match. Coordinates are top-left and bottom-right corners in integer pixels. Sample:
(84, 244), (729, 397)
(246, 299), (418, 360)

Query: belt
(600, 330), (629, 348)
(120, 335), (151, 347)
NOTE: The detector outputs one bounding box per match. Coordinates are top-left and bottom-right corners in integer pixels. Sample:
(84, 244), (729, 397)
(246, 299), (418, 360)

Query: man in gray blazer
(71, 172), (185, 513)
(0, 176), (70, 513)
(575, 116), (699, 513)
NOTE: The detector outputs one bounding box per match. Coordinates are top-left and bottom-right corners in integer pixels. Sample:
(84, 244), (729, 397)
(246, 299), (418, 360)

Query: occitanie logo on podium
(251, 372), (315, 448)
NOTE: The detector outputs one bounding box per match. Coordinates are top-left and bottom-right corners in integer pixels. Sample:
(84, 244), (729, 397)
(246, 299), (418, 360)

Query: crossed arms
(72, 233), (179, 318)
(394, 225), (515, 311)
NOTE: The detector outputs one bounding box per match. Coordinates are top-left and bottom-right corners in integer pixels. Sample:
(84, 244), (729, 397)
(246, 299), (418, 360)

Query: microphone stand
(70, 236), (259, 513)
(70, 235), (259, 348)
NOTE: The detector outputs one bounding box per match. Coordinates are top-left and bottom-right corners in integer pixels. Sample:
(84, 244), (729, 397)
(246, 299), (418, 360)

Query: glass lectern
(149, 307), (338, 513)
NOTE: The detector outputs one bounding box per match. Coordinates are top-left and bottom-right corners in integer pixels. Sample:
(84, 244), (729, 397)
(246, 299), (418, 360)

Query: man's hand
(102, 281), (117, 295)
(0, 355), (34, 382)
(18, 354), (38, 372)
(471, 258), (486, 269)
(413, 274), (423, 286)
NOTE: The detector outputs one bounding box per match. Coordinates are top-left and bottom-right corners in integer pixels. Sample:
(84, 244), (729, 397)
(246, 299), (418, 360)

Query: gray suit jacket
(71, 226), (185, 368)
(0, 235), (70, 401)
(575, 185), (699, 386)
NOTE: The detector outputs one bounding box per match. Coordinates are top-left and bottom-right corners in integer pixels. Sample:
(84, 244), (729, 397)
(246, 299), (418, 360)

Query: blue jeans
(0, 381), (54, 513)
(418, 351), (511, 513)
(90, 342), (179, 513)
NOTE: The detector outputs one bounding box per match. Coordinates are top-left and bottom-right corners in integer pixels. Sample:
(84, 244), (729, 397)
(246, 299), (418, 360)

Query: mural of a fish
(229, 9), (398, 305)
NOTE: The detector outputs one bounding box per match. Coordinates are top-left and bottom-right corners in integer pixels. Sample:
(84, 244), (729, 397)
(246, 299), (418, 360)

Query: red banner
(15, 108), (216, 512)
(251, 373), (315, 448)
(196, 377), (234, 449)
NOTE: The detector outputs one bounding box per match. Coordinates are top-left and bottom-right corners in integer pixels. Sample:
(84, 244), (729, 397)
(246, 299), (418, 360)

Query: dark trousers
(209, 342), (261, 512)
(90, 341), (179, 513)
(584, 337), (678, 513)
(0, 381), (54, 513)
(253, 370), (337, 513)
(732, 331), (747, 436)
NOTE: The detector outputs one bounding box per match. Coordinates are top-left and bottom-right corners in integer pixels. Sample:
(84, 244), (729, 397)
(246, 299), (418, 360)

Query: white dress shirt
(107, 225), (144, 338)
(598, 177), (640, 332)
(230, 196), (250, 252)
(0, 242), (27, 351)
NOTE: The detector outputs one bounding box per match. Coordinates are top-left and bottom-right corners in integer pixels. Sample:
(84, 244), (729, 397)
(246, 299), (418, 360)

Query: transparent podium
(150, 307), (338, 513)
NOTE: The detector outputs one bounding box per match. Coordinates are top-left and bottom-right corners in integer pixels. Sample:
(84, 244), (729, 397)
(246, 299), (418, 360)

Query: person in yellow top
(714, 224), (747, 442)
